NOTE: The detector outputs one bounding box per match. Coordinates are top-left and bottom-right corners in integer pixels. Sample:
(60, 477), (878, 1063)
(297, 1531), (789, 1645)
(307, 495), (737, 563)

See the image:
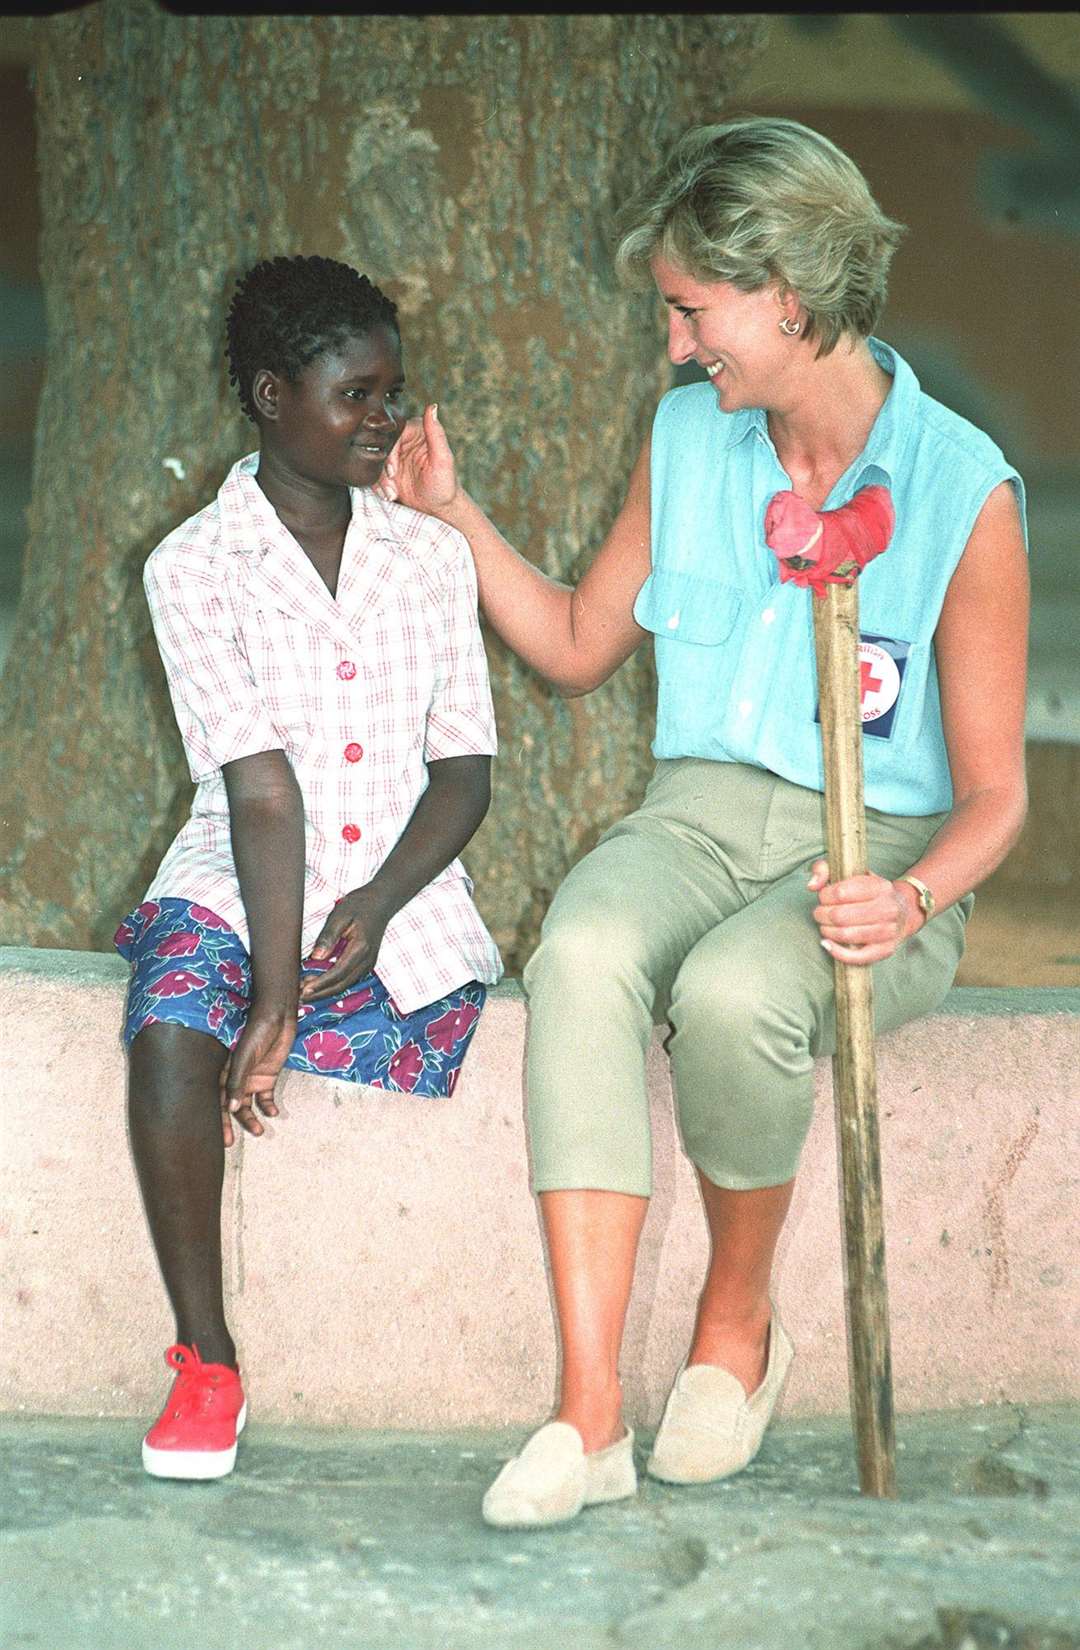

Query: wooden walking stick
(765, 484), (898, 1498)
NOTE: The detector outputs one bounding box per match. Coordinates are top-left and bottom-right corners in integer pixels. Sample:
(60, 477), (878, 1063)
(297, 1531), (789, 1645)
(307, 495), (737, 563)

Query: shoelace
(763, 484), (895, 598)
(162, 1343), (235, 1417)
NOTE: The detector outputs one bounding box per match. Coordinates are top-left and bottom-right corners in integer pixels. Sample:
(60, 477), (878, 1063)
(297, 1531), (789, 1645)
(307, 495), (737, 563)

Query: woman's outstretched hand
(808, 858), (919, 965)
(376, 403), (459, 516)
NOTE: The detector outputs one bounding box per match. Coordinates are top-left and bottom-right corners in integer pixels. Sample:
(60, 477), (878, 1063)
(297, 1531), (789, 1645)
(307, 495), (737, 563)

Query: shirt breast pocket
(633, 568), (743, 646)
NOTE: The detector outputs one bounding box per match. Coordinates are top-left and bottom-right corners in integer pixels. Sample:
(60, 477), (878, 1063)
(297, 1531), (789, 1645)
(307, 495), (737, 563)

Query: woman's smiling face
(650, 253), (801, 413)
(258, 323), (408, 489)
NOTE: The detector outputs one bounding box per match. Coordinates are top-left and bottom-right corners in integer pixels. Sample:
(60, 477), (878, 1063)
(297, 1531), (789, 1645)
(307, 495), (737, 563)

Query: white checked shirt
(141, 453), (502, 1012)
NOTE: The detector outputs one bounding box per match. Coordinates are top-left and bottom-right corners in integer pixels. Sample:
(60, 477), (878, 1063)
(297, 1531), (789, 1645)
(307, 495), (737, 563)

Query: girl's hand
(808, 858), (917, 966)
(298, 888), (392, 1003)
(219, 1004), (296, 1147)
(375, 403), (459, 515)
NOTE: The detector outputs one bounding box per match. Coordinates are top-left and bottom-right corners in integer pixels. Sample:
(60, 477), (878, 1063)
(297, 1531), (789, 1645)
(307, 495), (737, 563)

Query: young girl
(114, 254), (501, 1479)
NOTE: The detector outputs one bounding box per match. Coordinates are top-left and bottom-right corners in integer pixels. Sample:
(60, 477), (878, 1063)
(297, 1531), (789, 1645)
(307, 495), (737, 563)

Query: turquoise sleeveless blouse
(632, 339), (1026, 815)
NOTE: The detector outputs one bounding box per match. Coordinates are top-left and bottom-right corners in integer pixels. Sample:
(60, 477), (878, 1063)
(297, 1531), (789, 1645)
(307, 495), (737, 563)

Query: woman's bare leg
(127, 1022), (236, 1367)
(685, 1174), (795, 1394)
(540, 1188), (649, 1452)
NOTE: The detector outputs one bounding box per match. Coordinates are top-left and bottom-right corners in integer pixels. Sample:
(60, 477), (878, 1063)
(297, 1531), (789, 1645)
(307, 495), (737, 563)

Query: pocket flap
(634, 568), (742, 646)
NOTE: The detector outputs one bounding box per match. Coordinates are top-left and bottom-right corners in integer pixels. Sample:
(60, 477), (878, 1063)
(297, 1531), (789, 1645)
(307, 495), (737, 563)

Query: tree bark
(0, 4), (768, 964)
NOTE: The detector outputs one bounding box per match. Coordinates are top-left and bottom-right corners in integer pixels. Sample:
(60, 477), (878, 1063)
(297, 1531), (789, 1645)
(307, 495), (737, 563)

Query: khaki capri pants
(524, 759), (971, 1196)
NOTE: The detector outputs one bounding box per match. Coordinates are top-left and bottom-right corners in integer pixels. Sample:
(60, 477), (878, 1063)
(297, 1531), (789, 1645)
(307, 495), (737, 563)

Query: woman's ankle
(175, 1329), (237, 1369)
(555, 1378), (624, 1452)
(685, 1301), (772, 1393)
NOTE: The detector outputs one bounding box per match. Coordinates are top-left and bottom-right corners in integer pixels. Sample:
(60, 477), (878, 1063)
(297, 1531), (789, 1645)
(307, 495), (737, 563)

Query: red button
(344, 742), (364, 763)
(336, 660), (357, 681)
(341, 823), (361, 844)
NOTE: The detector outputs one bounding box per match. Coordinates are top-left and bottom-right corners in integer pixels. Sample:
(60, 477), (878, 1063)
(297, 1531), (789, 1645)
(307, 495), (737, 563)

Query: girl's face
(259, 324), (407, 489)
(650, 253), (802, 414)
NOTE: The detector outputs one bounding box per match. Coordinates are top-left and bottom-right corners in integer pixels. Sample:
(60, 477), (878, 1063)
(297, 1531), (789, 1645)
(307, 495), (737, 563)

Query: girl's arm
(220, 748), (306, 1140)
(381, 405), (651, 695)
(812, 480), (1030, 962)
(299, 754), (491, 1002)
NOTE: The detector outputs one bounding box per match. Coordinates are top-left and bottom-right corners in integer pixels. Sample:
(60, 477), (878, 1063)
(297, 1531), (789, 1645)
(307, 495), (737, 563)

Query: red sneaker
(142, 1343), (247, 1480)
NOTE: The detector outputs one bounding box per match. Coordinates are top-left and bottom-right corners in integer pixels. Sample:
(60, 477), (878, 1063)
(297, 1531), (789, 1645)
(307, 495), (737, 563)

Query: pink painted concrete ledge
(1, 947), (1077, 1429)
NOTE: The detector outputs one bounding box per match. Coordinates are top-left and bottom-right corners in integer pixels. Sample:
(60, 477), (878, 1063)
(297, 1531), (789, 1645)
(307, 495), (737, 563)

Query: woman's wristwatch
(896, 874), (935, 922)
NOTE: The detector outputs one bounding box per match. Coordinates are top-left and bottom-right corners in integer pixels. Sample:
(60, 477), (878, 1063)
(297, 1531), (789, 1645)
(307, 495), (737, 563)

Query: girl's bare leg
(540, 1188), (649, 1452)
(686, 1173), (796, 1393)
(127, 1022), (236, 1367)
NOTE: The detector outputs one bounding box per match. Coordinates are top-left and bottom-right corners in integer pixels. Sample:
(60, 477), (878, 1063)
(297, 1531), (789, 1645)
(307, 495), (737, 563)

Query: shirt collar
(214, 453), (417, 645)
(849, 336), (919, 492)
(216, 452), (375, 561)
(218, 453), (303, 559)
(710, 336), (919, 496)
(713, 405), (761, 451)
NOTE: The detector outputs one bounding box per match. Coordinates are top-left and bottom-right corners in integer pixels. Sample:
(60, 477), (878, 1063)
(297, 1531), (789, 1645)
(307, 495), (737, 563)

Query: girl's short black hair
(226, 255), (400, 422)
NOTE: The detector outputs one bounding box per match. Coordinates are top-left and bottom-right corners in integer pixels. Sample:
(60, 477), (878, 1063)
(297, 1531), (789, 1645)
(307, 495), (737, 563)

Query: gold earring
(778, 316), (801, 336)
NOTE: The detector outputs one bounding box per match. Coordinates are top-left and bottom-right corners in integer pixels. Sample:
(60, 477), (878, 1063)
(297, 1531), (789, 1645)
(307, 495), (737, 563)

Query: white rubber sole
(142, 1399), (247, 1480)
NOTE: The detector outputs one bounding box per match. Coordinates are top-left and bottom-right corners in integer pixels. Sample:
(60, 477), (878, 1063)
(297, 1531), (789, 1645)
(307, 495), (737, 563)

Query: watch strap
(897, 874), (935, 919)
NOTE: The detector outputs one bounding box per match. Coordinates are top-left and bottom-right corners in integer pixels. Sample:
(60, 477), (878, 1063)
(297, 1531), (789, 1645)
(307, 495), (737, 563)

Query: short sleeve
(145, 549), (284, 783)
(422, 529), (498, 762)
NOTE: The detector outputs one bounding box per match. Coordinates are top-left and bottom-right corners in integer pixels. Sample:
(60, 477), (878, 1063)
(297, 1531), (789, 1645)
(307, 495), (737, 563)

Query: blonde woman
(382, 117), (1029, 1527)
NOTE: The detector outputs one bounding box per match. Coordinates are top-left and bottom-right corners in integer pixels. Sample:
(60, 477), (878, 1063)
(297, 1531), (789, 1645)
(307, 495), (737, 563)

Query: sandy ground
(5, 1407), (1080, 1650)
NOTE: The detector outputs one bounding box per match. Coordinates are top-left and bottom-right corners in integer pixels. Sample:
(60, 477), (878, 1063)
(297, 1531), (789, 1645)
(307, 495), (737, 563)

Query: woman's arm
(381, 405), (651, 695)
(900, 478), (1029, 908)
(813, 480), (1029, 961)
(299, 754), (491, 1001)
(220, 748), (306, 1139)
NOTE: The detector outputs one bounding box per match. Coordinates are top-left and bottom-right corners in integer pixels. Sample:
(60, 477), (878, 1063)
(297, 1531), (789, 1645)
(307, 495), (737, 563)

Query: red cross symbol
(860, 658), (883, 704)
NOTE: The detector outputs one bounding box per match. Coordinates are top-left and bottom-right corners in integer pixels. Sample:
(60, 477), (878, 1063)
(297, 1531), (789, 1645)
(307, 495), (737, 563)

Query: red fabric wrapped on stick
(764, 484), (895, 598)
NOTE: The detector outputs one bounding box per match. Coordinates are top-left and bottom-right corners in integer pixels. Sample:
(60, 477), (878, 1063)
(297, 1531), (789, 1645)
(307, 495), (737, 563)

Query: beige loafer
(482, 1421), (637, 1529)
(646, 1312), (794, 1485)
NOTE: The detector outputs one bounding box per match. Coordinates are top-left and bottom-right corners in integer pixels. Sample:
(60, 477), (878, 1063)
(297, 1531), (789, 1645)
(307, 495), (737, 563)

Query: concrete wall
(2, 947), (1077, 1430)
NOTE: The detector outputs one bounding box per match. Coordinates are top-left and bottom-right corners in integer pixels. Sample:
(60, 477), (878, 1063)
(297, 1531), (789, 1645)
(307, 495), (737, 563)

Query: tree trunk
(0, 4), (767, 966)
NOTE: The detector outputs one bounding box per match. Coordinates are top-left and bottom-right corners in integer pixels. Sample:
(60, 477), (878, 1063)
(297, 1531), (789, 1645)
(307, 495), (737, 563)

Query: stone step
(1, 947), (1076, 1428)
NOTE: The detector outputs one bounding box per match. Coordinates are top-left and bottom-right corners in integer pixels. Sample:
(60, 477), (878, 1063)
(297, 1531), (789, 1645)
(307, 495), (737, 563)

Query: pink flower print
(155, 931), (201, 958)
(207, 999), (227, 1032)
(301, 1028), (354, 1073)
(149, 968), (208, 998)
(189, 905), (232, 930)
(114, 921), (135, 947)
(367, 1077), (385, 1089)
(297, 1002), (316, 1018)
(217, 959), (246, 990)
(135, 901), (160, 924)
(425, 1001), (480, 1055)
(388, 1040), (424, 1092)
(332, 986), (375, 1015)
(447, 1064), (461, 1096)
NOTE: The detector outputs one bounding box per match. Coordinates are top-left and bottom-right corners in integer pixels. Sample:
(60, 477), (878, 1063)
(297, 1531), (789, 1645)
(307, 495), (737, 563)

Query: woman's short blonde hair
(614, 117), (906, 355)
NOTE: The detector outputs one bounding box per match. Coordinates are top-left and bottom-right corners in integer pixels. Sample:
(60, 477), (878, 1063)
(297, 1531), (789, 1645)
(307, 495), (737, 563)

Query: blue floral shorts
(114, 897), (486, 1098)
